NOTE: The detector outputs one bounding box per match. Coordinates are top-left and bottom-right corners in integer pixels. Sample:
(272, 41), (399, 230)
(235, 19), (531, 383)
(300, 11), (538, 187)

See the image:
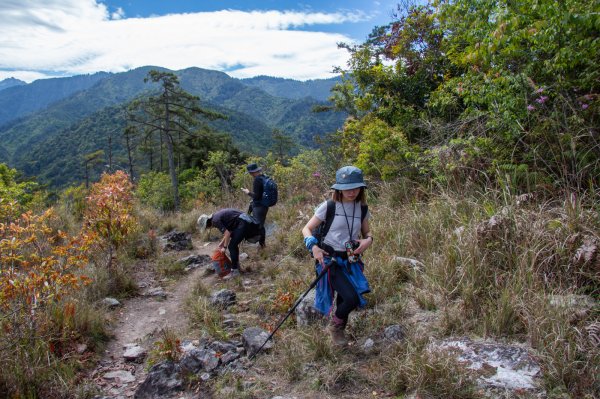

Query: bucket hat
(331, 166), (367, 190)
(246, 163), (262, 173)
(197, 214), (212, 232)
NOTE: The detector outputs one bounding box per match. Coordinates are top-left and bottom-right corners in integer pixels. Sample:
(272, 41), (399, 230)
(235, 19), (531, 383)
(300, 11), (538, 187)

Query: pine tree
(128, 70), (223, 210)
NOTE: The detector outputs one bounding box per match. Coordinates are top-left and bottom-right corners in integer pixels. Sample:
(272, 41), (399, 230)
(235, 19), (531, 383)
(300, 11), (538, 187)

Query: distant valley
(0, 67), (344, 188)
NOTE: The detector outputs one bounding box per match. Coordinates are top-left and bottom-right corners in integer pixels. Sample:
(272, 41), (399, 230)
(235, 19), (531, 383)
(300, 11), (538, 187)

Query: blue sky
(0, 0), (399, 83)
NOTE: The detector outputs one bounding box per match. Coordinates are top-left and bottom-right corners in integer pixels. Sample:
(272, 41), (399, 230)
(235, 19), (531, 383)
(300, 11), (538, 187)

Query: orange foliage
(0, 201), (93, 353)
(83, 170), (136, 267)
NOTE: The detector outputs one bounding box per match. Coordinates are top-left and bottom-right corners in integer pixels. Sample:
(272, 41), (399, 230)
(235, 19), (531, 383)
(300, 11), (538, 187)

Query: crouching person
(301, 166), (374, 346)
(198, 208), (261, 279)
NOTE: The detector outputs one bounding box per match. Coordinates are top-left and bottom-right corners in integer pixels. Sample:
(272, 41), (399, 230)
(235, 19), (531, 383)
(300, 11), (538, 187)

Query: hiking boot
(327, 315), (348, 346)
(223, 268), (241, 280)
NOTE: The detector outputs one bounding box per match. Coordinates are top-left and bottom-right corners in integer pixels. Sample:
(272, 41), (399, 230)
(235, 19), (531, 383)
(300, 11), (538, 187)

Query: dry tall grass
(245, 184), (599, 398)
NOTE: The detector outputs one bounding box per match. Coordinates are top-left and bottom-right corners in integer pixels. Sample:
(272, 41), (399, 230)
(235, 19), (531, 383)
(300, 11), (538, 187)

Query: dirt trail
(92, 239), (218, 398)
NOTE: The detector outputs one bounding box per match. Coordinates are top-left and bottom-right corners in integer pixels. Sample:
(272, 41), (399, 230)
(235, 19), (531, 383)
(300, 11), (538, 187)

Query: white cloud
(0, 0), (362, 82)
(111, 7), (124, 20)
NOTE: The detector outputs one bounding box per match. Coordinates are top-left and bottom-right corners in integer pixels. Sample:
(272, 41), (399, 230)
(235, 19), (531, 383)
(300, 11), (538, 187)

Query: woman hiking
(301, 166), (374, 346)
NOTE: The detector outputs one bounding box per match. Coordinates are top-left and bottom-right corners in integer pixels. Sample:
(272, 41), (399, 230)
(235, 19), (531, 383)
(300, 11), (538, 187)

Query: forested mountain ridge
(13, 100), (279, 188)
(0, 66), (345, 187)
(0, 72), (109, 127)
(241, 75), (340, 101)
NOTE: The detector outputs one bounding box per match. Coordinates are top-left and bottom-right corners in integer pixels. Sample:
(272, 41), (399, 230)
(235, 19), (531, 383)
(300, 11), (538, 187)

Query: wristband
(304, 236), (318, 252)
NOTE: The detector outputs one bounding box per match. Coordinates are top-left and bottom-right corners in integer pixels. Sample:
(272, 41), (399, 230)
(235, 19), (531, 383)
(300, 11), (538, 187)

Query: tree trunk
(165, 133), (180, 211)
(125, 133), (135, 182)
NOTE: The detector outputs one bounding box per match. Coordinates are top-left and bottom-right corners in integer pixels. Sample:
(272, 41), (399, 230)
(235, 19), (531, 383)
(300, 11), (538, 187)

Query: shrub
(136, 171), (174, 211)
(0, 202), (93, 397)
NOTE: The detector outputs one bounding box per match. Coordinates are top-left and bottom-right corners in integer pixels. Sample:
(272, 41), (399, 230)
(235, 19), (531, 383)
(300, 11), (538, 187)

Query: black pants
(329, 262), (360, 321)
(251, 204), (268, 246)
(228, 220), (251, 270)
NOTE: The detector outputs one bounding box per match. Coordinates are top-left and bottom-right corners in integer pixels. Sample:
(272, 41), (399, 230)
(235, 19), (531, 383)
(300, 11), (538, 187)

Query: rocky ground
(88, 229), (557, 399)
(91, 236), (220, 398)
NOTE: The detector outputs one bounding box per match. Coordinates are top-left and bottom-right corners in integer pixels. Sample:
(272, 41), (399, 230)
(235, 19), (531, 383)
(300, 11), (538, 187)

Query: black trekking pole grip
(248, 259), (335, 361)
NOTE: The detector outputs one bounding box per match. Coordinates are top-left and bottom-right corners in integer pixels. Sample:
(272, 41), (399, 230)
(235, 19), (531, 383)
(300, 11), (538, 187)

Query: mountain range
(0, 77), (26, 92)
(0, 67), (344, 188)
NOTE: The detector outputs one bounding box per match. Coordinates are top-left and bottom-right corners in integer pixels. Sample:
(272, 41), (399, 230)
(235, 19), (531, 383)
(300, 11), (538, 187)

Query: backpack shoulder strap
(321, 199), (336, 239)
(360, 204), (368, 223)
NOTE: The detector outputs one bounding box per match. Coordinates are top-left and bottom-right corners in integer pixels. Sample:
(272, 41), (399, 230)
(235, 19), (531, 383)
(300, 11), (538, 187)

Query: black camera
(344, 240), (360, 262)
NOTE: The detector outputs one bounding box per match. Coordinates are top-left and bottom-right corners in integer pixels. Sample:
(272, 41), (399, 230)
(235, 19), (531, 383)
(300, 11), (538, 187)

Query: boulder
(159, 231), (193, 252)
(134, 361), (183, 399)
(383, 324), (406, 342)
(210, 289), (236, 309)
(144, 287), (167, 299)
(429, 337), (544, 396)
(295, 289), (323, 326)
(177, 254), (211, 272)
(103, 370), (135, 383)
(242, 327), (272, 356)
(123, 344), (146, 362)
(101, 297), (121, 308)
(180, 343), (225, 373)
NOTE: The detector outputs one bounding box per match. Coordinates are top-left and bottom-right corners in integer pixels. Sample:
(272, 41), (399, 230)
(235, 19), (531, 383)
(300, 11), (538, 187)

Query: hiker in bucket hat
(301, 166), (374, 346)
(197, 208), (261, 279)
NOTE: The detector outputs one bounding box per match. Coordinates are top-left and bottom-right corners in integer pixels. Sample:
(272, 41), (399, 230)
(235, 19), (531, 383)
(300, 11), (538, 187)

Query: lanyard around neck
(341, 201), (356, 239)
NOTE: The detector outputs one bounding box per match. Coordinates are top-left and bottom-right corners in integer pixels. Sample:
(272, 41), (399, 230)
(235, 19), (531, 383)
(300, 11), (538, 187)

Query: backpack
(312, 200), (368, 247)
(260, 176), (278, 207)
(211, 249), (232, 277)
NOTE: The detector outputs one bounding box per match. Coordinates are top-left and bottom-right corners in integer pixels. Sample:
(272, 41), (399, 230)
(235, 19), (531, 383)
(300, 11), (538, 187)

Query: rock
(210, 289), (236, 309)
(242, 327), (272, 356)
(177, 254), (211, 272)
(159, 231), (193, 252)
(362, 338), (375, 353)
(429, 337), (544, 396)
(296, 289), (323, 327)
(76, 343), (88, 354)
(239, 252), (249, 261)
(101, 297), (121, 308)
(198, 349), (221, 371)
(180, 347), (221, 373)
(384, 324), (406, 342)
(144, 287), (167, 299)
(223, 314), (239, 328)
(103, 370), (135, 383)
(392, 256), (425, 270)
(123, 344), (146, 362)
(134, 361), (183, 399)
(177, 254), (210, 266)
(179, 340), (197, 353)
(179, 349), (203, 373)
(208, 340), (238, 354)
(549, 294), (596, 310)
(220, 351), (240, 365)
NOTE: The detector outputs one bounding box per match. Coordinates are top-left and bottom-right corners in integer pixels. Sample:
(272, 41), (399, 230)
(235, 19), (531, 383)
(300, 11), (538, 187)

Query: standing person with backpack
(301, 166), (374, 346)
(241, 163), (277, 247)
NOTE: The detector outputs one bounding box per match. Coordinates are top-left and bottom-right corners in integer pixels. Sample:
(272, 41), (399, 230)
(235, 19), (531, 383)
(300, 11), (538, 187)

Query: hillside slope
(241, 75), (340, 101)
(0, 67), (346, 187)
(0, 73), (109, 127)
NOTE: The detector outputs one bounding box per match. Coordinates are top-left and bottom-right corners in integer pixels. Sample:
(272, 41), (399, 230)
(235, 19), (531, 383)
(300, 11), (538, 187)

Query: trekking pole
(249, 258), (335, 360)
